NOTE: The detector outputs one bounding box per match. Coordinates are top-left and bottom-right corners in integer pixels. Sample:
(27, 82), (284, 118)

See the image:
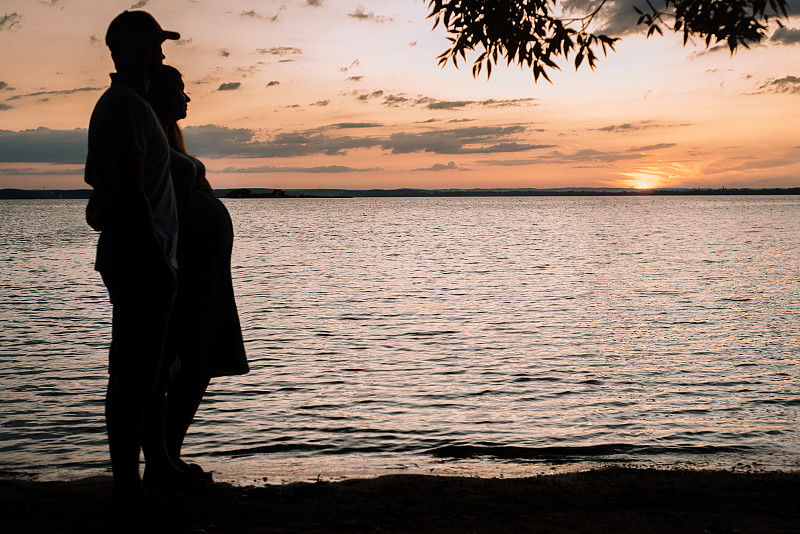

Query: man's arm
(86, 191), (105, 231)
(113, 155), (174, 277)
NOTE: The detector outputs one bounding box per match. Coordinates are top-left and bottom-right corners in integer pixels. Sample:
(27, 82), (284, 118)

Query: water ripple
(1, 197), (799, 482)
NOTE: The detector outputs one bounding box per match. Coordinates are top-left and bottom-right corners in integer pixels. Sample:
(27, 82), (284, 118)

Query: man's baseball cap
(106, 11), (180, 52)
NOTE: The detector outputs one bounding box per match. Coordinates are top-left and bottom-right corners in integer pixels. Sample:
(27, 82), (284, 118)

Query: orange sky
(1, 0), (798, 190)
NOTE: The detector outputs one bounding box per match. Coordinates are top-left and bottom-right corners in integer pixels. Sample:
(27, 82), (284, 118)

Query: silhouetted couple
(84, 10), (248, 521)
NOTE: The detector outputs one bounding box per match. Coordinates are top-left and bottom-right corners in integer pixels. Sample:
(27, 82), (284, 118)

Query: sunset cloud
(423, 99), (472, 110)
(412, 161), (469, 171)
(4, 86), (102, 102)
(183, 125), (254, 156)
(0, 116), (767, 191)
(186, 124), (553, 159)
(348, 6), (393, 23)
(0, 12), (22, 31)
(566, 148), (647, 163)
(771, 27), (800, 45)
(628, 143), (677, 152)
(356, 90), (384, 101)
(339, 59), (360, 73)
(0, 165), (82, 175)
(0, 128), (86, 163)
(480, 98), (539, 108)
(355, 92), (538, 110)
(220, 164), (380, 173)
(421, 98), (537, 110)
(561, 0), (640, 35)
(380, 126), (551, 155)
(475, 158), (538, 167)
(757, 75), (800, 94)
(257, 47), (302, 56)
(382, 94), (409, 106)
(240, 8), (284, 22)
(474, 148), (653, 168)
(183, 125), (382, 158)
(410, 95), (534, 110)
(701, 151), (800, 176)
(595, 121), (665, 133)
(329, 122), (382, 129)
(217, 82), (242, 91)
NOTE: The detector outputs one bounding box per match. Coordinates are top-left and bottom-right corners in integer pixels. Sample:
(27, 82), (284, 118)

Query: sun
(618, 171), (669, 190)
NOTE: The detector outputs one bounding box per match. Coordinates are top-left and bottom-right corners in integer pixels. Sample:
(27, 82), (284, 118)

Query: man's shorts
(101, 268), (178, 393)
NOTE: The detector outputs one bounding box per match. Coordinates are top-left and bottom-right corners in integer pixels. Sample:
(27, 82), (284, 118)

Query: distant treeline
(222, 188), (340, 198)
(1, 189), (96, 199)
(2, 187), (799, 200)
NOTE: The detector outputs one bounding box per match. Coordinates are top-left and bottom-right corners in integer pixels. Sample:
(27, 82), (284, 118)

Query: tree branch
(428, 0), (789, 81)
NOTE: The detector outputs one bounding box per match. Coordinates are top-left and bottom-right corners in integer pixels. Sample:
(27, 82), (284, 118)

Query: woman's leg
(165, 369), (211, 470)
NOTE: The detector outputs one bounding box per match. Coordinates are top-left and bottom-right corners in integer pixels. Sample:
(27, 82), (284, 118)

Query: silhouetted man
(84, 10), (180, 510)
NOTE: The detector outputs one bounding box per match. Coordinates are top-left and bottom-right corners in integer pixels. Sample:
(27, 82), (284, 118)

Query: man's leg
(103, 271), (176, 500)
(105, 373), (149, 499)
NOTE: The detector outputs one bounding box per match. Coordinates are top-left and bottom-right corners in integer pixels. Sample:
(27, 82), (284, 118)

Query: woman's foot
(182, 462), (213, 484)
(143, 465), (206, 495)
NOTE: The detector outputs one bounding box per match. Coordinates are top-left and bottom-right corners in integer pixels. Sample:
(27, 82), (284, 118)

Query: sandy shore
(2, 467), (798, 533)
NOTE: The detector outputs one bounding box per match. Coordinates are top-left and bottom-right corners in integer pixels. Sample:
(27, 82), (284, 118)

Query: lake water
(1, 196), (798, 485)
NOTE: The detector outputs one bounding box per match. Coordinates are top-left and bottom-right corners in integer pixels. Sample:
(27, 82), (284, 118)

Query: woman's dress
(169, 148), (248, 378)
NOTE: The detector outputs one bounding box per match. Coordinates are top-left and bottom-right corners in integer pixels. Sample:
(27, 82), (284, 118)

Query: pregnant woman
(148, 65), (249, 482)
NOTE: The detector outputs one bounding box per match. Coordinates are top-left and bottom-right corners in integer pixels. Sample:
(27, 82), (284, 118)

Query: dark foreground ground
(2, 468), (798, 533)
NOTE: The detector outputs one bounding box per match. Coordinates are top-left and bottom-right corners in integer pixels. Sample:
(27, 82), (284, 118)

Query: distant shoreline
(2, 186), (800, 200)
